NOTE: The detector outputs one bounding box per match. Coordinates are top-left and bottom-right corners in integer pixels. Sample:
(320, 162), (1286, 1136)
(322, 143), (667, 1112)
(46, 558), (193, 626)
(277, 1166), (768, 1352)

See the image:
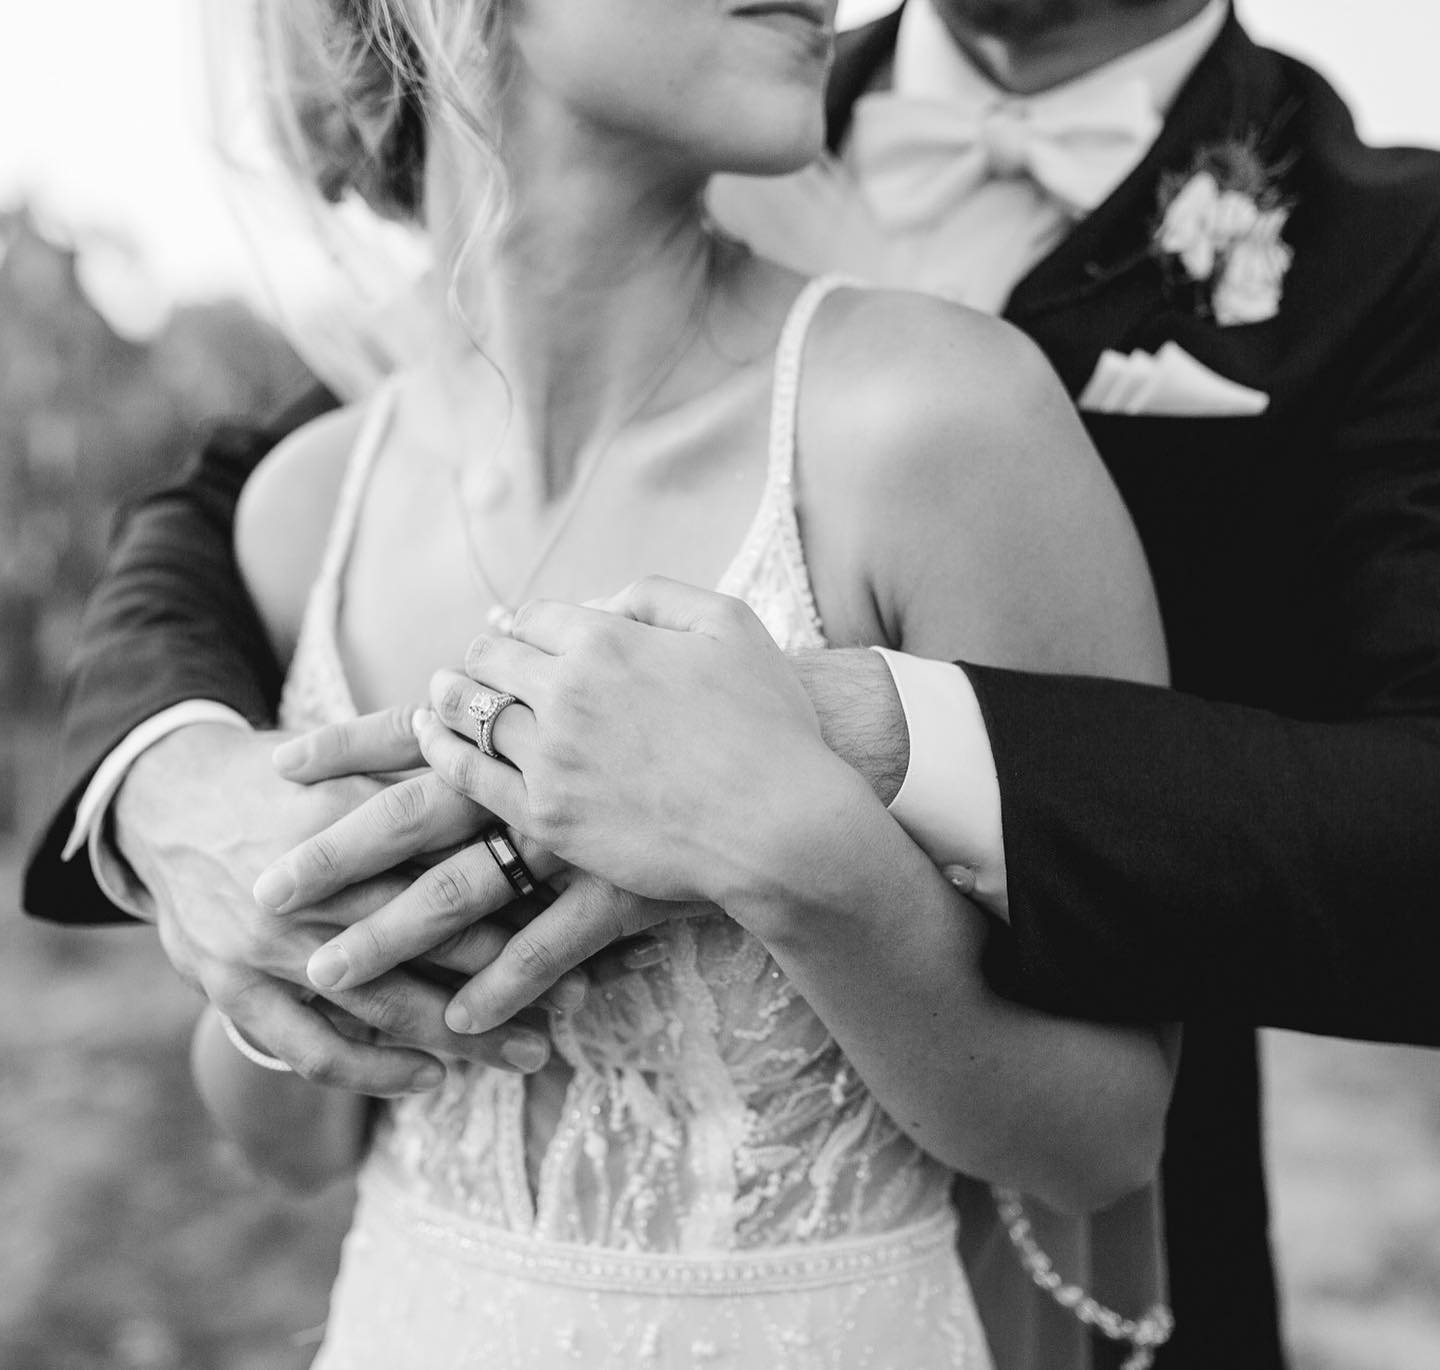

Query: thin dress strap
(724, 274), (858, 644)
(765, 274), (854, 498)
(281, 381), (401, 728)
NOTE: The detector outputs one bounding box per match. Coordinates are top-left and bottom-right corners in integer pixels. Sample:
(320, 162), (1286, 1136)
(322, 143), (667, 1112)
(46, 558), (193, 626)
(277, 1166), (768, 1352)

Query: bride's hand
(414, 577), (872, 911)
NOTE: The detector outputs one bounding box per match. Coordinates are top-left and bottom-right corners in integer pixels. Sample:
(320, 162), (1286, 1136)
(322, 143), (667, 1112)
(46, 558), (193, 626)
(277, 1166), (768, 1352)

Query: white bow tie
(849, 78), (1162, 229)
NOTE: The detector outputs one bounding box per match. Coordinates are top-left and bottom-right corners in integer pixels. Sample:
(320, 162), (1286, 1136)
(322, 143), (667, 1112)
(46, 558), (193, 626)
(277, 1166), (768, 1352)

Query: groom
(24, 1), (1440, 1365)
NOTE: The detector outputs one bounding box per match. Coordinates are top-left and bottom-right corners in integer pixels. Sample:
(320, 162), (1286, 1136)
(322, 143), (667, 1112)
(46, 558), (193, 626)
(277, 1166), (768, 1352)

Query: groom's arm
(971, 212), (1440, 1047)
(21, 383), (339, 925)
(965, 663), (1440, 1047)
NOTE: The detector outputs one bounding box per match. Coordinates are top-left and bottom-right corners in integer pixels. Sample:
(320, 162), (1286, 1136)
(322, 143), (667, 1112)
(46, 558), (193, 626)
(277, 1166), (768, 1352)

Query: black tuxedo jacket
(25, 8), (1440, 1368)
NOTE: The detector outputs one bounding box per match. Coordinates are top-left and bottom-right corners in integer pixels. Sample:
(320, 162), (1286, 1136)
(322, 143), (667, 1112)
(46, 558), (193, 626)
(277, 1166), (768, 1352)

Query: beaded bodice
(279, 277), (955, 1255)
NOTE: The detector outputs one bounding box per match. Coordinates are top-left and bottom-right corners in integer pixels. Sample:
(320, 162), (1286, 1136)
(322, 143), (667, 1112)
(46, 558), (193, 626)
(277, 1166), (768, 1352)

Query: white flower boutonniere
(1155, 140), (1293, 326)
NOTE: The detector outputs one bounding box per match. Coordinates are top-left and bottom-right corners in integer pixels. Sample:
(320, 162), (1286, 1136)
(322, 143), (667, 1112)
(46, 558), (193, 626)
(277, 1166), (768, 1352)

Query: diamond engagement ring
(468, 688), (520, 760)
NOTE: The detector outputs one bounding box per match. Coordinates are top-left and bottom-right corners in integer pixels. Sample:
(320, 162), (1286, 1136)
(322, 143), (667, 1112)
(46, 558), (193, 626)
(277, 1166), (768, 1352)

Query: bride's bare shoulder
(800, 286), (1162, 675)
(804, 285), (1081, 490)
(235, 402), (370, 661)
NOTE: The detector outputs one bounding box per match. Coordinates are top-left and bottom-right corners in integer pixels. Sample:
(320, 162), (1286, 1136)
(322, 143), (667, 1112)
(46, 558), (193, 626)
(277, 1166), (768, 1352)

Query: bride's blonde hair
(254, 0), (508, 225)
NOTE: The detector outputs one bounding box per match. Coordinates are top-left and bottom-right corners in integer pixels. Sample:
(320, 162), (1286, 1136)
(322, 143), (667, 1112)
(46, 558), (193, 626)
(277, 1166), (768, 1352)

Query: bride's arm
(191, 1004), (372, 1191)
(737, 292), (1175, 1213)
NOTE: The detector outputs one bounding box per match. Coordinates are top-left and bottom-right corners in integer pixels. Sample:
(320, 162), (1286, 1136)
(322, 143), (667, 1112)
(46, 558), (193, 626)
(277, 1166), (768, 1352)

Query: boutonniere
(1154, 138), (1293, 326)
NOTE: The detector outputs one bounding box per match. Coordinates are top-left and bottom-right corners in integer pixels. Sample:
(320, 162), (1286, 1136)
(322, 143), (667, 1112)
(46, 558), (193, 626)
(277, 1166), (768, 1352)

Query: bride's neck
(438, 117), (719, 491)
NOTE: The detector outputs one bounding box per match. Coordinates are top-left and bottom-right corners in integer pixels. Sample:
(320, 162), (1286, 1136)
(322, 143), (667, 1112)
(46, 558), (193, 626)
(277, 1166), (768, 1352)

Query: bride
(190, 0), (1176, 1365)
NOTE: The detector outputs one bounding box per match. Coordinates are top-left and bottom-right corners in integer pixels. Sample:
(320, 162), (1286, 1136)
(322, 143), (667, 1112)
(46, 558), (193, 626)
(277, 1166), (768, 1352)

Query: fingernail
(622, 938), (668, 971)
(271, 738), (305, 773)
(307, 943), (350, 990)
(410, 1063), (445, 1091)
(412, 708), (434, 737)
(445, 1001), (475, 1034)
(550, 977), (587, 1013)
(252, 866), (295, 910)
(501, 1032), (549, 1072)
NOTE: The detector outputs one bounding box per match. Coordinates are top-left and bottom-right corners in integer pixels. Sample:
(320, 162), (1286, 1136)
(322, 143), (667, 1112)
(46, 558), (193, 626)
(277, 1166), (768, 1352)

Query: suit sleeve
(969, 231), (1440, 1048)
(21, 384), (339, 927)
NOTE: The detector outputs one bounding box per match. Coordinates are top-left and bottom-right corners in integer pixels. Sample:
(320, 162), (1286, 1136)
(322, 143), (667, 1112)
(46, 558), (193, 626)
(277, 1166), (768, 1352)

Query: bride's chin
(708, 126), (827, 180)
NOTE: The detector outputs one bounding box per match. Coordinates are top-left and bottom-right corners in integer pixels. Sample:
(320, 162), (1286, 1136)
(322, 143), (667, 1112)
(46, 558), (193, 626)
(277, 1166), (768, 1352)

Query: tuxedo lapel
(1003, 12), (1286, 335)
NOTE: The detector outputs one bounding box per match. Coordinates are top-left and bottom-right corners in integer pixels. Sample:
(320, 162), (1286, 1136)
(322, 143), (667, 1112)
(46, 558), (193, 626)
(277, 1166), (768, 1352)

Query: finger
(253, 771), (492, 913)
(272, 705), (425, 782)
(445, 877), (649, 1034)
(332, 967), (551, 1073)
(505, 598), (633, 655)
(413, 707), (530, 817)
(589, 933), (670, 984)
(424, 891), (590, 1014)
(304, 841), (524, 992)
(430, 666), (540, 768)
(605, 575), (756, 636)
(221, 976), (447, 1096)
(435, 678), (539, 770)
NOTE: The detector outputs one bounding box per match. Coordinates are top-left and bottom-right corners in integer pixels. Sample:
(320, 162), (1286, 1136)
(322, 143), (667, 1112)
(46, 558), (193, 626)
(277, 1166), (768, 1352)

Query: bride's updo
(255, 0), (507, 223)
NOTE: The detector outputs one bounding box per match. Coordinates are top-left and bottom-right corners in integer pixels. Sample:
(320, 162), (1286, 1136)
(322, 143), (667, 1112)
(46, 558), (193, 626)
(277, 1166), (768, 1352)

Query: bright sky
(3, 0), (1439, 324)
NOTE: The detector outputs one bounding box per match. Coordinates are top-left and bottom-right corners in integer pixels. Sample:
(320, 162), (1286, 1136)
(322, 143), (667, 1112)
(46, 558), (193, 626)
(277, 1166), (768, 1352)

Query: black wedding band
(482, 827), (538, 899)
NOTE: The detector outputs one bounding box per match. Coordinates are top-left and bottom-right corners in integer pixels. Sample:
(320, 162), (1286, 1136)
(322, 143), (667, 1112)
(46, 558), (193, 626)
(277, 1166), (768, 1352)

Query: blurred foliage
(0, 204), (309, 836)
(0, 839), (352, 1370)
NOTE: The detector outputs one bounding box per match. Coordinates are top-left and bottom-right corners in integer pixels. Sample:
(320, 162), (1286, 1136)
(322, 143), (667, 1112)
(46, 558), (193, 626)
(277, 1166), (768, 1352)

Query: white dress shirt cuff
(62, 701), (254, 917)
(871, 647), (1008, 915)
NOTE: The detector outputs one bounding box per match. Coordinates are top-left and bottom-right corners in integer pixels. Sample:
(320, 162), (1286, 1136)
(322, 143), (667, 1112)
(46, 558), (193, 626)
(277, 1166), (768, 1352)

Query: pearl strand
(991, 1186), (1174, 1370)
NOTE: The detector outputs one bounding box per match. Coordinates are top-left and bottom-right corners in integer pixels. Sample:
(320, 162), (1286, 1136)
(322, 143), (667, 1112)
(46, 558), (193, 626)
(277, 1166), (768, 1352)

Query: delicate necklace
(451, 259), (718, 635)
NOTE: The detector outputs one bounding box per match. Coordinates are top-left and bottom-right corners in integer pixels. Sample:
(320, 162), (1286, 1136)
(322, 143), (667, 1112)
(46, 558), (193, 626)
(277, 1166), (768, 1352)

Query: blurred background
(2, 2), (1439, 1367)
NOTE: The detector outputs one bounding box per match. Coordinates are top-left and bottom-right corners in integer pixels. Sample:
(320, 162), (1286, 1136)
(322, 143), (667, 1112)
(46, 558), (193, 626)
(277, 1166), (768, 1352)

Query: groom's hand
(114, 722), (552, 1092)
(255, 708), (663, 1018)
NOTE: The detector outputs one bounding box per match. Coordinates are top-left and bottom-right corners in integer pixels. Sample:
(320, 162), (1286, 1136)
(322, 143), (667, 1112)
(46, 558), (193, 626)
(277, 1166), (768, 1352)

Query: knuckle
(448, 748), (483, 797)
(584, 884), (631, 945)
(524, 790), (569, 843)
(431, 923), (505, 975)
(465, 634), (491, 673)
(205, 966), (253, 1014)
(439, 678), (471, 721)
(375, 779), (426, 836)
(304, 832), (343, 880)
(355, 981), (414, 1038)
(387, 703), (417, 743)
(422, 862), (473, 917)
(234, 912), (282, 968)
(610, 886), (648, 936)
(507, 931), (561, 986)
(315, 723), (350, 767)
(509, 599), (539, 637)
(292, 1045), (342, 1087)
(550, 669), (586, 714)
(346, 917), (393, 969)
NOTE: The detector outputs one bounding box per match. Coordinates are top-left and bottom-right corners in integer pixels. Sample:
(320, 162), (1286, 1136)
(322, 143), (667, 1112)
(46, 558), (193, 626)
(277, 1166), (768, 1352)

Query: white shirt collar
(893, 0), (1230, 117)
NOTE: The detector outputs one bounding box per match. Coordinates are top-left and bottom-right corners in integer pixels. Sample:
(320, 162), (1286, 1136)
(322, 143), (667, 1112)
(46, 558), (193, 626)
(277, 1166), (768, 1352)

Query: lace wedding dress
(286, 278), (993, 1369)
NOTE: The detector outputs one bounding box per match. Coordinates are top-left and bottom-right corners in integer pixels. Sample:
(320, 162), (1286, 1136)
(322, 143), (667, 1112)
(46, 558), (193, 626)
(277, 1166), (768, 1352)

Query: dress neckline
(284, 274), (854, 730)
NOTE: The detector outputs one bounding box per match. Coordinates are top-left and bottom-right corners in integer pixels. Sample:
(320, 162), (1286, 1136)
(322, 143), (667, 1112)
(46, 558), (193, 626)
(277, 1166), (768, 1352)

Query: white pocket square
(1078, 343), (1269, 417)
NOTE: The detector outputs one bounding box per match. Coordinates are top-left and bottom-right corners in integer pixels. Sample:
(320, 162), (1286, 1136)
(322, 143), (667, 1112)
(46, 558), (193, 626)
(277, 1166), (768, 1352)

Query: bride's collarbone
(337, 398), (781, 701)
